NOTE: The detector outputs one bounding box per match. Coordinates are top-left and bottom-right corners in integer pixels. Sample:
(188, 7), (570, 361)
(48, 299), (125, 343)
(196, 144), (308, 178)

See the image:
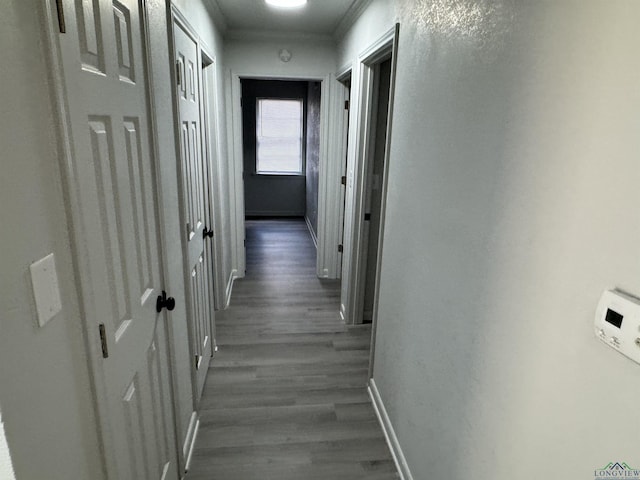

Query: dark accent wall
(241, 79), (308, 217)
(305, 81), (322, 237)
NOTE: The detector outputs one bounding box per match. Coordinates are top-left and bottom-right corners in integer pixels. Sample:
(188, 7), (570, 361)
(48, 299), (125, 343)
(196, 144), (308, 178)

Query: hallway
(186, 219), (398, 479)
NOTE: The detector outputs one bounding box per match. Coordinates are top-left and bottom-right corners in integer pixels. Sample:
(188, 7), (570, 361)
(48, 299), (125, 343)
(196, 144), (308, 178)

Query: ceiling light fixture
(265, 0), (307, 8)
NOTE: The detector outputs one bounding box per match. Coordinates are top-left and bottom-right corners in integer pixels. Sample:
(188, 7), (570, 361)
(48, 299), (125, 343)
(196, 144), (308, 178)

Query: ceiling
(209, 0), (367, 38)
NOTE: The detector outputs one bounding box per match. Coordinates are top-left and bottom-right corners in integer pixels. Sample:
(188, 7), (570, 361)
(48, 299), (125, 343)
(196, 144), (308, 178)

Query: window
(256, 98), (303, 174)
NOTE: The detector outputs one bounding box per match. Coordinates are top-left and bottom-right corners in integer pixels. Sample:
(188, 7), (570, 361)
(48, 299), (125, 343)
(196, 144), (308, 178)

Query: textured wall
(341, 0), (640, 478)
(0, 2), (103, 478)
(305, 81), (322, 237)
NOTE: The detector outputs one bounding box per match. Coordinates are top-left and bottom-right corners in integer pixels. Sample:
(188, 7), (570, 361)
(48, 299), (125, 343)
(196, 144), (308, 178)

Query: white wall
(226, 35), (336, 78)
(341, 0), (640, 478)
(0, 2), (104, 479)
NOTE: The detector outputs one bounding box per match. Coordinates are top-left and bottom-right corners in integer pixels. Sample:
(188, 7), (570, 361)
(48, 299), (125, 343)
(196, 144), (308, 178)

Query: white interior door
(55, 1), (178, 478)
(173, 19), (214, 402)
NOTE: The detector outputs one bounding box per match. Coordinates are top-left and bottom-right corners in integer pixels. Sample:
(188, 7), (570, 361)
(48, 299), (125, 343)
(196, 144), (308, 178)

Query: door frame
(199, 48), (225, 314)
(168, 4), (224, 468)
(227, 71), (337, 281)
(340, 25), (399, 374)
(335, 66), (352, 284)
(41, 0), (180, 477)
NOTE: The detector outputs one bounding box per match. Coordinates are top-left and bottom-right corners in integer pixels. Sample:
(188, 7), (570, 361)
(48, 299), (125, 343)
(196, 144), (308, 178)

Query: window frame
(255, 96), (306, 176)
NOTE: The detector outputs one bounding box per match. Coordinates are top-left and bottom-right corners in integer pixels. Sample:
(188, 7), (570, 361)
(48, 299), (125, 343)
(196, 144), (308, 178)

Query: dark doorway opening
(361, 58), (392, 323)
(240, 79), (321, 234)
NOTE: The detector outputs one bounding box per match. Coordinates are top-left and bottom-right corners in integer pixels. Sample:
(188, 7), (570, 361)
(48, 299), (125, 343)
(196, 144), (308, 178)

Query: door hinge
(338, 244), (343, 253)
(176, 62), (182, 86)
(194, 355), (199, 370)
(341, 175), (346, 185)
(99, 323), (109, 359)
(344, 100), (349, 110)
(55, 0), (66, 33)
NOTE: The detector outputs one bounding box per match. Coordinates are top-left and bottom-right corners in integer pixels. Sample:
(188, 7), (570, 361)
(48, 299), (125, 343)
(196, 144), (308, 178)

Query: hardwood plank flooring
(186, 219), (398, 480)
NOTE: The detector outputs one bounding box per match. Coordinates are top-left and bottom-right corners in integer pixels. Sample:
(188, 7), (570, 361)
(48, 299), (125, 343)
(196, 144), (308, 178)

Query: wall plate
(594, 290), (640, 365)
(29, 253), (62, 328)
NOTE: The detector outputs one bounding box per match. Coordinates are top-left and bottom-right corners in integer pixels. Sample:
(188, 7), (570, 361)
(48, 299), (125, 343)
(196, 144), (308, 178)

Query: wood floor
(186, 219), (398, 480)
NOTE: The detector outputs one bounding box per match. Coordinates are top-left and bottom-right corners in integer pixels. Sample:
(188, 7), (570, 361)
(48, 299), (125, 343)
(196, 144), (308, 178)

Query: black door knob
(203, 227), (213, 239)
(156, 290), (176, 313)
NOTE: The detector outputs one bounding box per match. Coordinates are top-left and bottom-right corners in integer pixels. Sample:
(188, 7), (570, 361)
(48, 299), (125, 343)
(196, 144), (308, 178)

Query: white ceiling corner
(210, 0), (370, 40)
(204, 0), (229, 33)
(333, 0), (374, 40)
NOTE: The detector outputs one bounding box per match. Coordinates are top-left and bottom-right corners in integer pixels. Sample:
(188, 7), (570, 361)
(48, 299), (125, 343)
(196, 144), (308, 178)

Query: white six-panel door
(55, 0), (177, 478)
(173, 20), (214, 402)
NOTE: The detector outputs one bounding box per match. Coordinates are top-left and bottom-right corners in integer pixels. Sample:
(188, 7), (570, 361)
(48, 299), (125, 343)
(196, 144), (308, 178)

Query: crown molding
(225, 28), (335, 44)
(333, 0), (374, 41)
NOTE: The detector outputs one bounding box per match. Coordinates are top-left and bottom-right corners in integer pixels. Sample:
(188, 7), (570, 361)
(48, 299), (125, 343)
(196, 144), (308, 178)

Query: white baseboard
(182, 412), (200, 473)
(225, 269), (237, 309)
(304, 215), (318, 249)
(368, 379), (413, 480)
(245, 211), (305, 217)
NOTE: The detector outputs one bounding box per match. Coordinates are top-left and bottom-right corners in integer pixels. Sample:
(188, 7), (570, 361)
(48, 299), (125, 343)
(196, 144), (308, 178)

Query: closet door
(173, 19), (214, 402)
(56, 1), (178, 478)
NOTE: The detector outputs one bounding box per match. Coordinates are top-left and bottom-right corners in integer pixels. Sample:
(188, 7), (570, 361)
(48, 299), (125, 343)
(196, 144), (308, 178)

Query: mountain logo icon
(601, 462), (634, 471)
(595, 462), (640, 479)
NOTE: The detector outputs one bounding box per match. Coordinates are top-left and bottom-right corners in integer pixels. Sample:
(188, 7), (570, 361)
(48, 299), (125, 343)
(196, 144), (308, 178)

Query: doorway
(361, 58), (392, 322)
(239, 78), (323, 273)
(340, 25), (399, 368)
(240, 79), (309, 218)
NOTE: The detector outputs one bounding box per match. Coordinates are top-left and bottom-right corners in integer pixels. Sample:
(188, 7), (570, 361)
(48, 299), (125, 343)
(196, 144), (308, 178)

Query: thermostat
(594, 290), (640, 365)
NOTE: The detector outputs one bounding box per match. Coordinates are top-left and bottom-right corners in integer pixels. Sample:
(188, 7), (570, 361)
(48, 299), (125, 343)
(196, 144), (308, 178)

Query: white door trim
(341, 25), (399, 331)
(227, 70), (246, 283)
(168, 4), (220, 455)
(167, 9), (202, 464)
(334, 69), (353, 283)
(366, 24), (400, 377)
(225, 71), (338, 280)
(199, 46), (226, 314)
(319, 73), (351, 279)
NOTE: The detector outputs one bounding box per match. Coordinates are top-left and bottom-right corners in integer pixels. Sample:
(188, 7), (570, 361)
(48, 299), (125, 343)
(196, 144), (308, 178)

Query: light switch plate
(30, 253), (62, 328)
